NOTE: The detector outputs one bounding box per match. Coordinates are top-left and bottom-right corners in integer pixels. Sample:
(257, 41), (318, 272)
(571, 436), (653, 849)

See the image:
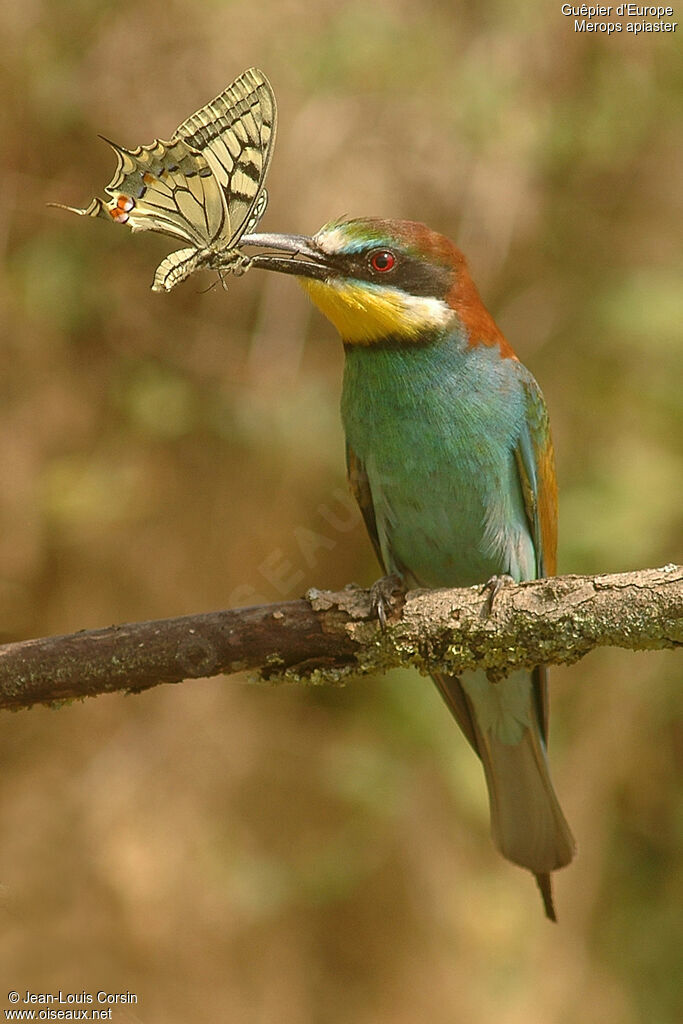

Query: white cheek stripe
(386, 290), (452, 331)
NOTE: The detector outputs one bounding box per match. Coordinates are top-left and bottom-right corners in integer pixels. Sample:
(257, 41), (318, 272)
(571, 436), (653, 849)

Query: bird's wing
(346, 443), (386, 570)
(513, 372), (559, 744)
(514, 373), (558, 578)
(345, 441), (481, 751)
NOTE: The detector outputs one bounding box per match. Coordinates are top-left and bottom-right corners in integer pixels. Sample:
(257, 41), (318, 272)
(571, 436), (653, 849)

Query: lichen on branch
(0, 566), (680, 712)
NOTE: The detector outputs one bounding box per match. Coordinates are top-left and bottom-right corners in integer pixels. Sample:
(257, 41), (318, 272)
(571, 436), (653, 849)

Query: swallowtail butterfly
(52, 67), (276, 292)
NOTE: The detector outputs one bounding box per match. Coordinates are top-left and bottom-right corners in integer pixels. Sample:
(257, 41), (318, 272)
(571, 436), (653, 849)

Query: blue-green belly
(341, 340), (536, 587)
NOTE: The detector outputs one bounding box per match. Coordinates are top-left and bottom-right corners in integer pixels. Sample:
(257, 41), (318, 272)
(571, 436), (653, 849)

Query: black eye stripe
(343, 249), (451, 299)
(320, 246), (451, 299)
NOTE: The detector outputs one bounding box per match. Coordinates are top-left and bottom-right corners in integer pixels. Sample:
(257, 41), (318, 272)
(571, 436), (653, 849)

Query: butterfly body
(52, 67), (276, 291)
(152, 245), (254, 293)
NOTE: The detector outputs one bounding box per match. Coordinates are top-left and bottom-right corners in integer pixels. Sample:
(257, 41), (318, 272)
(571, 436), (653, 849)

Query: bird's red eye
(369, 249), (396, 273)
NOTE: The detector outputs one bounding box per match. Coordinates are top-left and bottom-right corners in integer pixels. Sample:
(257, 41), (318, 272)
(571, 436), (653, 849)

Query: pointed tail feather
(432, 671), (575, 920)
(480, 720), (575, 875)
(536, 872), (557, 922)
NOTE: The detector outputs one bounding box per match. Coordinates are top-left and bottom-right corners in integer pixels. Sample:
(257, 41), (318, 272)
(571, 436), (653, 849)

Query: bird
(241, 217), (576, 919)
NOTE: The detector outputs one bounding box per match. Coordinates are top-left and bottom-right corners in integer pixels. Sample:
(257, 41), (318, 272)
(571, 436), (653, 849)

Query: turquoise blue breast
(341, 336), (537, 587)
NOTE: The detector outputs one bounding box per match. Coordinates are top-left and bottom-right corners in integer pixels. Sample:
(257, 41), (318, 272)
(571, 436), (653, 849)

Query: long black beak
(239, 232), (332, 281)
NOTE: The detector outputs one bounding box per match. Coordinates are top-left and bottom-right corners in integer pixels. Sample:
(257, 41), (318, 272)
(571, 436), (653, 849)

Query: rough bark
(0, 566), (680, 712)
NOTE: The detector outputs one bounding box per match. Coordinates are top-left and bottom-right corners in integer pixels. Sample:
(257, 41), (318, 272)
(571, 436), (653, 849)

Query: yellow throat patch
(299, 277), (453, 344)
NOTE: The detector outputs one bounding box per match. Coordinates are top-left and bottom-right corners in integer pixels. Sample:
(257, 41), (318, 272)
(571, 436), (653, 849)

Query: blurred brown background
(1, 1), (681, 1021)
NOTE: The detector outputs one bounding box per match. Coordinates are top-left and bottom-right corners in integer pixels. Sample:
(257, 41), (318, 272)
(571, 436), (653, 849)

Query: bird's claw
(369, 574), (405, 631)
(481, 573), (516, 615)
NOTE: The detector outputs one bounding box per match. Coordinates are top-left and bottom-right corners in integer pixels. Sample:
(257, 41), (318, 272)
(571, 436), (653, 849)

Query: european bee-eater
(242, 218), (576, 919)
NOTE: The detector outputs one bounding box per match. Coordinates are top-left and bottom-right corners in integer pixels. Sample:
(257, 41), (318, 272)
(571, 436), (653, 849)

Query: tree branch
(1, 566), (680, 712)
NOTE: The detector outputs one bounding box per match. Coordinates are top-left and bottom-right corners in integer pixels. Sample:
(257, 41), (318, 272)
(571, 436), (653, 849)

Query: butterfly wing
(152, 248), (203, 293)
(176, 66), (276, 249)
(52, 68), (276, 261)
(64, 136), (221, 246)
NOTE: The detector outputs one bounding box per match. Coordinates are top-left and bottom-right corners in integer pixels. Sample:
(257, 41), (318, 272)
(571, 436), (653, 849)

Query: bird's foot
(481, 574), (516, 615)
(369, 574), (406, 631)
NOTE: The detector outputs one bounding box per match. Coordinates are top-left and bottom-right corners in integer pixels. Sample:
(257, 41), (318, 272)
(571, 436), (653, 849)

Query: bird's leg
(369, 573), (406, 631)
(481, 573), (516, 615)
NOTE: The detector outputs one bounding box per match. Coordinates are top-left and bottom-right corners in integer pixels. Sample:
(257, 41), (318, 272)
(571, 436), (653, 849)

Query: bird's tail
(432, 669), (575, 921)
